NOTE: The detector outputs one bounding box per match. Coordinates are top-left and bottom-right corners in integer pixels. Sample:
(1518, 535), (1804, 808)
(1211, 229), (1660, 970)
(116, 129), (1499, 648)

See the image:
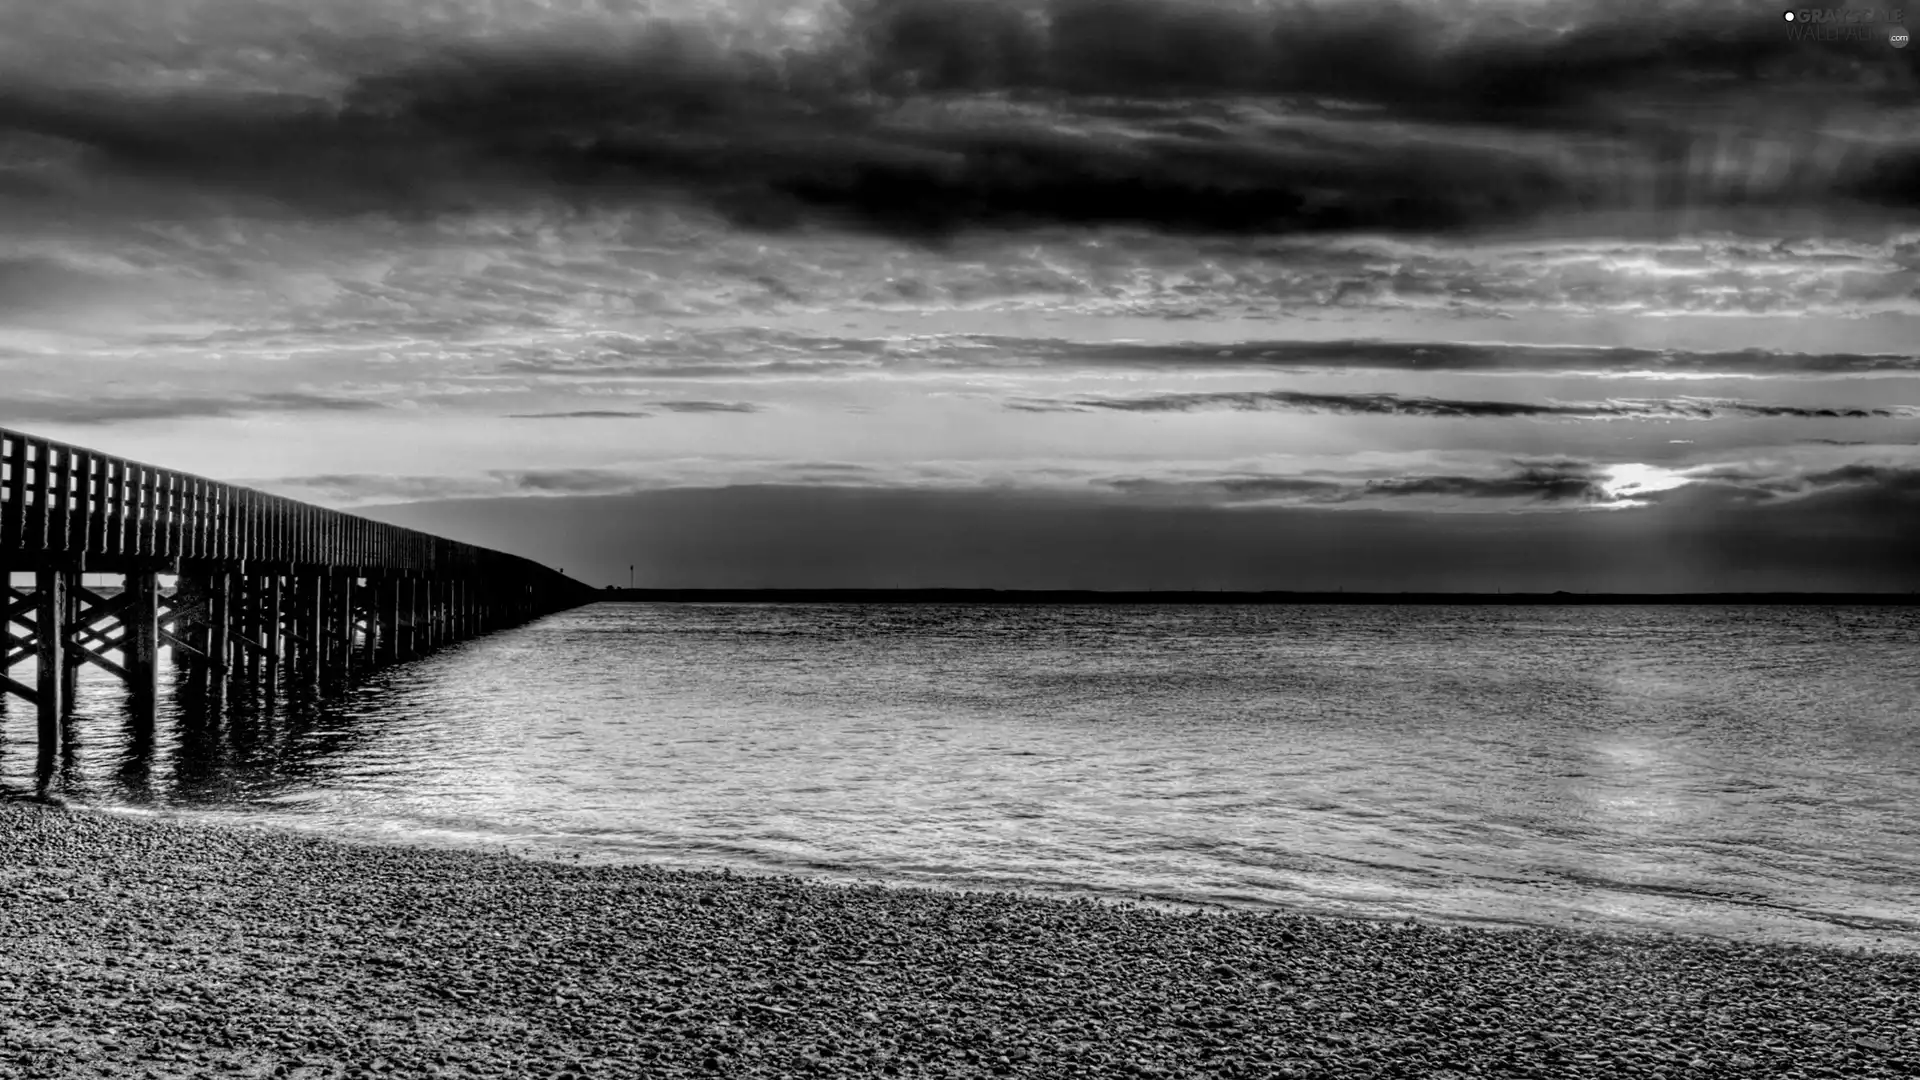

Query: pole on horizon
(629, 565), (633, 590)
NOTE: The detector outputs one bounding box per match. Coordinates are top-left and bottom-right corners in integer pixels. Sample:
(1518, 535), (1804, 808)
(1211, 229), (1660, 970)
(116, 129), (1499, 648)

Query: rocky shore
(2, 800), (1916, 1079)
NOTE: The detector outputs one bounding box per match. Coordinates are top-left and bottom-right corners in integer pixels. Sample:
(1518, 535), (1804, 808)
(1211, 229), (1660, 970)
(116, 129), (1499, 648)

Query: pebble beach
(2, 799), (1916, 1080)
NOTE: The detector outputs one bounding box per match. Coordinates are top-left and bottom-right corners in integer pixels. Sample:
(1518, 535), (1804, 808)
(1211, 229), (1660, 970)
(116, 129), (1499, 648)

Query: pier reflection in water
(0, 645), (388, 807)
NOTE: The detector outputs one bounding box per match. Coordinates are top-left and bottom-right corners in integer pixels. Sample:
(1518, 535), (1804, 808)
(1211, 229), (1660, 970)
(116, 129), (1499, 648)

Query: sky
(2, 0), (1918, 590)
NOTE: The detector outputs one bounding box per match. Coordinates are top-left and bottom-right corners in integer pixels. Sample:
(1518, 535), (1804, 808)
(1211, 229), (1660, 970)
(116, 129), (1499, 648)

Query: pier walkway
(1, 426), (595, 783)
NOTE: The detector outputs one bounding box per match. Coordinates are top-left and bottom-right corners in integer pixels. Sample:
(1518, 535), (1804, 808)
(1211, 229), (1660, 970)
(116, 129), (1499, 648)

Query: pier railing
(1, 426), (567, 581)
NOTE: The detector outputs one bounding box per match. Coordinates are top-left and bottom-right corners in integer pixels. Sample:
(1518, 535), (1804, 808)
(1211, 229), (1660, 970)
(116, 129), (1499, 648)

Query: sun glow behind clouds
(1600, 463), (1692, 505)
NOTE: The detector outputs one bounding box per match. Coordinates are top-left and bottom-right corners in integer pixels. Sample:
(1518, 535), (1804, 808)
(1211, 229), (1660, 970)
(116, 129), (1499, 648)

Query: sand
(2, 799), (1915, 1079)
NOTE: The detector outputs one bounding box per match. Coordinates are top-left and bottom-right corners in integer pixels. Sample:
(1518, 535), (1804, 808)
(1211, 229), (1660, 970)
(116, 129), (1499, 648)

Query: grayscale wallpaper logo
(1783, 8), (1908, 44)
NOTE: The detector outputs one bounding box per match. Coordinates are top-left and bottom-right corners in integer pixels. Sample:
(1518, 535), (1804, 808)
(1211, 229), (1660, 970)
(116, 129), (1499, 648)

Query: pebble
(2, 801), (1916, 1078)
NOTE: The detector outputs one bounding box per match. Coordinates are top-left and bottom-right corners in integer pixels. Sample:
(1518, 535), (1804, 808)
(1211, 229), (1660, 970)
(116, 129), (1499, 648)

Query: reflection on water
(3, 604), (1918, 953)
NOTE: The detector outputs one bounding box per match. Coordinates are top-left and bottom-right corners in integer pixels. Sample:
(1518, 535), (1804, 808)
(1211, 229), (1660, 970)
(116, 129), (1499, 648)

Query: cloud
(652, 400), (762, 413)
(1795, 438), (1920, 446)
(486, 329), (1920, 383)
(1097, 455), (1920, 512)
(264, 466), (652, 503)
(511, 467), (647, 494)
(502, 400), (760, 418)
(853, 0), (1874, 108)
(1352, 468), (1612, 504)
(984, 337), (1920, 378)
(0, 390), (387, 426)
(1802, 462), (1920, 497)
(4, 1), (1918, 243)
(339, 468), (1920, 592)
(1011, 388), (1920, 420)
(505, 410), (652, 418)
(1101, 461), (1613, 507)
(258, 446), (1920, 527)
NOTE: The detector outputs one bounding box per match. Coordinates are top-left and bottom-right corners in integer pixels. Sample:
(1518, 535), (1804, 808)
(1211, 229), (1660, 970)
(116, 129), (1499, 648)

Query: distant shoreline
(593, 589), (1920, 605)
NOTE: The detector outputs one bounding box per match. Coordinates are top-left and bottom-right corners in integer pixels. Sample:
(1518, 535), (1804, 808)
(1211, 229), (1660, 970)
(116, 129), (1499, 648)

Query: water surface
(5, 603), (1916, 951)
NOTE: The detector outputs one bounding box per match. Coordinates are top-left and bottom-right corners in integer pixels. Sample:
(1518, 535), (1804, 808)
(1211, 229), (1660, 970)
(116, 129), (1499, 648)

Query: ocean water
(4, 603), (1917, 952)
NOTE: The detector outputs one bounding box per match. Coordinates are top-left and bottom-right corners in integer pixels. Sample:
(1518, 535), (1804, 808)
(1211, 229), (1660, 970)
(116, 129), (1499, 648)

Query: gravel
(2, 798), (1916, 1079)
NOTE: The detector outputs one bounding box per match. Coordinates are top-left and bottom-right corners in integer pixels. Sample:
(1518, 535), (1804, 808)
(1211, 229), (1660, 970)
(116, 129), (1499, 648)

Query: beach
(2, 800), (1915, 1079)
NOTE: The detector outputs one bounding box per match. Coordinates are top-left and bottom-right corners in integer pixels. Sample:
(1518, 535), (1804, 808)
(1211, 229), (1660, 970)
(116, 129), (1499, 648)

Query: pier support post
(245, 575), (264, 683)
(336, 574), (355, 675)
(381, 577), (401, 663)
(0, 565), (10, 718)
(59, 572), (79, 707)
(362, 577), (380, 663)
(408, 576), (423, 655)
(171, 573), (204, 681)
(266, 574), (283, 688)
(34, 569), (66, 767)
(207, 570), (230, 709)
(126, 570), (159, 718)
(308, 573), (326, 690)
(60, 572), (79, 708)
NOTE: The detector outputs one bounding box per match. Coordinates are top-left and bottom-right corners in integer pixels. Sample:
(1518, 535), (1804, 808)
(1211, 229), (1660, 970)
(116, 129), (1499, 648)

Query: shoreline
(53, 797), (1920, 958)
(4, 801), (1917, 1079)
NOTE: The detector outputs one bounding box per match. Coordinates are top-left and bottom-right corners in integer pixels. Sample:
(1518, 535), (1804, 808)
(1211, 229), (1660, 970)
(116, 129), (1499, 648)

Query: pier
(1, 426), (594, 787)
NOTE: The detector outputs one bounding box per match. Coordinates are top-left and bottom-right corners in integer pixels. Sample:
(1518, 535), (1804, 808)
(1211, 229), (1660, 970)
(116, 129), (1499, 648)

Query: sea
(4, 603), (1917, 952)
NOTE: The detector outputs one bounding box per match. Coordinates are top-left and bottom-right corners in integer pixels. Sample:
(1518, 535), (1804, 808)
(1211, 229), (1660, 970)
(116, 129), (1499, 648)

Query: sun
(1599, 463), (1692, 504)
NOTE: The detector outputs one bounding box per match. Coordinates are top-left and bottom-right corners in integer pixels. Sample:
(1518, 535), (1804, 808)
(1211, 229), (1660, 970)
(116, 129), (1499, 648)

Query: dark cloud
(1802, 462), (1920, 498)
(1796, 438), (1920, 446)
(503, 402), (759, 418)
(1101, 461), (1613, 506)
(4, 2), (1917, 239)
(1353, 467), (1611, 504)
(506, 410), (653, 419)
(1105, 475), (1348, 500)
(652, 400), (762, 413)
(990, 339), (1920, 377)
(855, 0), (1882, 109)
(1014, 388), (1920, 420)
(499, 334), (1920, 381)
(0, 391), (387, 426)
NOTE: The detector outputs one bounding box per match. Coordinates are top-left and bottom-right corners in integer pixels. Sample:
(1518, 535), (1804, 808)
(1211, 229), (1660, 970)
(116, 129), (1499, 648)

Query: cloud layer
(1009, 388), (1920, 420)
(350, 469), (1920, 592)
(4, 1), (1918, 242)
(259, 446), (1920, 516)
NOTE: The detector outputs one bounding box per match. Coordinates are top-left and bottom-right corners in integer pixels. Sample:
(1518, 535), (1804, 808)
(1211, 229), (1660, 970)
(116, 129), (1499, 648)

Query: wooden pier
(1, 426), (594, 787)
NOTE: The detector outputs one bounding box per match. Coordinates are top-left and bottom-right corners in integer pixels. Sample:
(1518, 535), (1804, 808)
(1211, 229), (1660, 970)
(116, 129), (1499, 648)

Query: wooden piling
(34, 568), (65, 760)
(126, 570), (160, 715)
(379, 577), (400, 663)
(245, 574), (264, 683)
(207, 570), (229, 709)
(399, 576), (414, 653)
(266, 574), (283, 686)
(308, 574), (326, 689)
(365, 576), (384, 663)
(60, 571), (79, 708)
(336, 574), (355, 674)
